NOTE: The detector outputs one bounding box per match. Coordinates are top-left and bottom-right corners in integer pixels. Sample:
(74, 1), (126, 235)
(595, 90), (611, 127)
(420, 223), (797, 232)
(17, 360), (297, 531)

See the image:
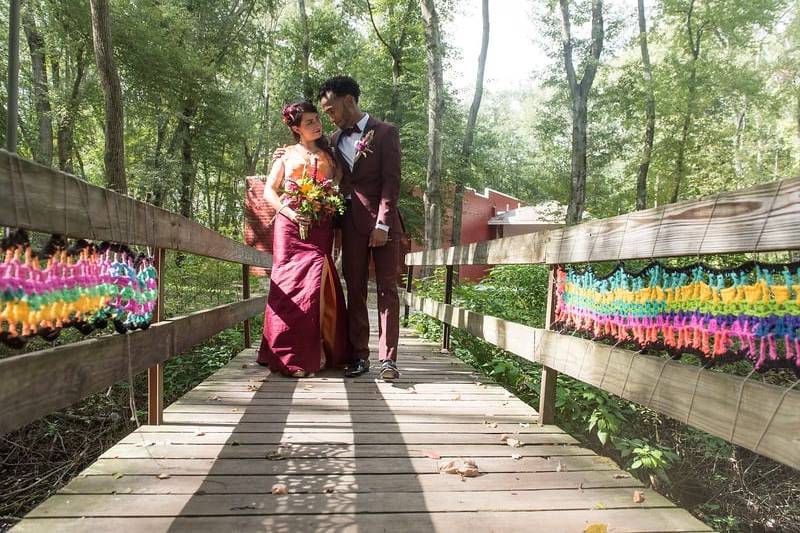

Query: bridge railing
(0, 149), (271, 435)
(404, 176), (800, 470)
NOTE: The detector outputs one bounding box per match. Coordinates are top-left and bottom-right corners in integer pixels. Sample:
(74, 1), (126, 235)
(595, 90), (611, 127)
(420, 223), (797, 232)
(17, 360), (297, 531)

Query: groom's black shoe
(344, 359), (370, 378)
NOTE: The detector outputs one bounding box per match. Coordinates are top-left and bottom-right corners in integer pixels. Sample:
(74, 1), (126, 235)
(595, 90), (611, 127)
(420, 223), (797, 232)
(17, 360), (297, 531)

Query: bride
(256, 101), (351, 377)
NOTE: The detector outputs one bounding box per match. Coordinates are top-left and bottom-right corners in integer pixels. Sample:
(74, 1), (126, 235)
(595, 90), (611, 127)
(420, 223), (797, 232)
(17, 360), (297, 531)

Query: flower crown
(281, 103), (307, 126)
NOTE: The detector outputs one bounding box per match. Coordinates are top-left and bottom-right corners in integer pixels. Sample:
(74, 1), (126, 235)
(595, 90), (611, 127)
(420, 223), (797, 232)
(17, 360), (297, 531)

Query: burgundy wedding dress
(257, 154), (351, 375)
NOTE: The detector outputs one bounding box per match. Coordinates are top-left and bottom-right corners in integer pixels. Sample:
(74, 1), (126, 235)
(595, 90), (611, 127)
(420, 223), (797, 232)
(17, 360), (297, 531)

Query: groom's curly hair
(318, 76), (360, 103)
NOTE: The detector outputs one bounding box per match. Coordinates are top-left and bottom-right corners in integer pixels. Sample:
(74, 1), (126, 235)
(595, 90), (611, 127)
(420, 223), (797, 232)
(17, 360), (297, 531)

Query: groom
(319, 76), (403, 380)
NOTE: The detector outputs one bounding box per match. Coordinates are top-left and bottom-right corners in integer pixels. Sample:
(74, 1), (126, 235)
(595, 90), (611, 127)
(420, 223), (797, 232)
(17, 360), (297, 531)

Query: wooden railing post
(147, 247), (166, 425)
(538, 265), (558, 426)
(242, 264), (252, 348)
(441, 265), (454, 352)
(403, 265), (414, 325)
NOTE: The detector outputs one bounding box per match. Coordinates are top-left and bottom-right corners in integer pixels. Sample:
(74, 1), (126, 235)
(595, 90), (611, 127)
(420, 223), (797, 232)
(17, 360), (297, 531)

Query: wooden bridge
(2, 151), (798, 531)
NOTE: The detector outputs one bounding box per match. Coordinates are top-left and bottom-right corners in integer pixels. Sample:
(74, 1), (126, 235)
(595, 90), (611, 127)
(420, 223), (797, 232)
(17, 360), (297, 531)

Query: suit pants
(341, 213), (400, 362)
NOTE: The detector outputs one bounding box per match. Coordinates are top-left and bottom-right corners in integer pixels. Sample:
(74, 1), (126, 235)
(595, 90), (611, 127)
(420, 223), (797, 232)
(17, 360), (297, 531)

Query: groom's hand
(368, 228), (389, 247)
(272, 146), (287, 163)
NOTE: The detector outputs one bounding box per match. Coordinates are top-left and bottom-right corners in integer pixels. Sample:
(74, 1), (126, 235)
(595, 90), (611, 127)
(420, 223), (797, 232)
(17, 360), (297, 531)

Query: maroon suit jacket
(332, 116), (403, 236)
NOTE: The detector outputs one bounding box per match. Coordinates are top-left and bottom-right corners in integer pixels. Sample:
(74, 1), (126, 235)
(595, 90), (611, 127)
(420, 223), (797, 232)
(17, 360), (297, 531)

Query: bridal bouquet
(283, 158), (345, 239)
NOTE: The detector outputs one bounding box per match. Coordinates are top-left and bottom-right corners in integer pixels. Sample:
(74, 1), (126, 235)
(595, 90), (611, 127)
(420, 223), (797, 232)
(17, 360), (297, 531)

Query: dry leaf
(324, 487), (335, 494)
(271, 484), (288, 495)
(518, 423), (530, 428)
(157, 473), (171, 480)
(488, 422), (498, 428)
(633, 490), (645, 503)
(593, 502), (607, 510)
(231, 408), (239, 412)
(247, 385), (258, 392)
(612, 473), (629, 479)
(506, 438), (524, 448)
(500, 434), (509, 442)
(556, 461), (564, 472)
(112, 472), (124, 480)
(439, 458), (480, 477)
(194, 431), (206, 437)
(266, 451), (286, 460)
(583, 524), (608, 533)
(231, 441), (240, 446)
(511, 454), (523, 460)
(452, 394), (462, 401)
(421, 451), (441, 460)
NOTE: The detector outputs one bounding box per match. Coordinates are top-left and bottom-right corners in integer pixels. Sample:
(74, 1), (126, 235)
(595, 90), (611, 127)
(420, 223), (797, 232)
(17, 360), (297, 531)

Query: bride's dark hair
(281, 101), (335, 161)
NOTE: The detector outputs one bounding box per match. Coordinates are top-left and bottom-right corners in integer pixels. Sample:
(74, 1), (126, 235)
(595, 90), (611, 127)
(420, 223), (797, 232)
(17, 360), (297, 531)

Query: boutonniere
(354, 130), (375, 163)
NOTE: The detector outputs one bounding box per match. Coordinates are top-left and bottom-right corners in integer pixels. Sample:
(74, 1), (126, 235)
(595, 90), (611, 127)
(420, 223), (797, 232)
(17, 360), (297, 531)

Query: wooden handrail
(403, 292), (800, 470)
(406, 176), (800, 266)
(0, 295), (266, 436)
(0, 149), (271, 268)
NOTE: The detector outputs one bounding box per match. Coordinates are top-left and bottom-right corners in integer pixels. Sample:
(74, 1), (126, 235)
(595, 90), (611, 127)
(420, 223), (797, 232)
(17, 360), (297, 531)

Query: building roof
(488, 201), (567, 226)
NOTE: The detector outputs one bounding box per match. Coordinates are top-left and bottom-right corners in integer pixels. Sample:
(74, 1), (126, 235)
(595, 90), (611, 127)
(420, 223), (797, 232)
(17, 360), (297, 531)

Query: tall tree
(22, 1), (53, 166)
(365, 0), (417, 122)
(89, 0), (126, 193)
(635, 0), (655, 210)
(451, 0), (489, 246)
(670, 0), (701, 204)
(297, 0), (312, 100)
(559, 0), (604, 225)
(52, 46), (86, 174)
(420, 0), (444, 249)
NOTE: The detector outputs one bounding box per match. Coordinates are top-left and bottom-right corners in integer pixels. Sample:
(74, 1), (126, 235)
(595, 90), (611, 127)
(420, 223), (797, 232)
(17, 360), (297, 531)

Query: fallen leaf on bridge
(157, 473), (171, 480)
(271, 484), (288, 494)
(633, 490), (645, 503)
(439, 458), (480, 477)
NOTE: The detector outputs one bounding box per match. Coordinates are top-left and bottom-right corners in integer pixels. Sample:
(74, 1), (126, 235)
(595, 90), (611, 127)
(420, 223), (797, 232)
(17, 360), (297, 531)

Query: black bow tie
(341, 124), (362, 136)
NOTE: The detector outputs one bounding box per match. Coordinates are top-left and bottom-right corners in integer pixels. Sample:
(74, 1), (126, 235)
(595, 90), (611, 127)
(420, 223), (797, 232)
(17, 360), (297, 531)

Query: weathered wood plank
(118, 431), (571, 446)
(99, 442), (580, 459)
(26, 488), (677, 517)
(81, 455), (620, 476)
(58, 471), (640, 495)
(0, 296), (266, 435)
(404, 293), (800, 470)
(405, 176), (800, 265)
(14, 509), (713, 533)
(0, 150), (271, 267)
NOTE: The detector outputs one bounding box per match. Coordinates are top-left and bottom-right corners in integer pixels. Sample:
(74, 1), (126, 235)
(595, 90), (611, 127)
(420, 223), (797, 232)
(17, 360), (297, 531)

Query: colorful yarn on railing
(0, 230), (158, 348)
(554, 261), (800, 373)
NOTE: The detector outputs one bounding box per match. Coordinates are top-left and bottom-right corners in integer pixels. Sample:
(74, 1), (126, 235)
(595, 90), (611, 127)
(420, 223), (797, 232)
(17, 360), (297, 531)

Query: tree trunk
(178, 100), (197, 219)
(452, 0), (490, 247)
(149, 115), (168, 207)
(89, 0), (126, 194)
(22, 3), (53, 166)
(297, 0), (312, 101)
(560, 0), (604, 226)
(635, 0), (654, 211)
(54, 46), (85, 174)
(420, 0), (445, 250)
(671, 0), (700, 204)
(366, 0), (416, 123)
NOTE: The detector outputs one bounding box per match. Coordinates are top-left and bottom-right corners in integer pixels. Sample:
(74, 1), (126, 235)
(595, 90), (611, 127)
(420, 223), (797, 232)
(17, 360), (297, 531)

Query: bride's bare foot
(291, 369), (307, 378)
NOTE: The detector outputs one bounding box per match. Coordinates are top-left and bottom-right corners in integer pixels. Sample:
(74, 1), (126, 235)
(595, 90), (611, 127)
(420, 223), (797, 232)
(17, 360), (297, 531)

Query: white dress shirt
(338, 113), (390, 233)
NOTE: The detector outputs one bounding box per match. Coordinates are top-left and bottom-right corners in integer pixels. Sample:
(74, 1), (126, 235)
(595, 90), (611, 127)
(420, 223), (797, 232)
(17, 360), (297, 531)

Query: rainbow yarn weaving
(0, 230), (158, 349)
(554, 261), (800, 373)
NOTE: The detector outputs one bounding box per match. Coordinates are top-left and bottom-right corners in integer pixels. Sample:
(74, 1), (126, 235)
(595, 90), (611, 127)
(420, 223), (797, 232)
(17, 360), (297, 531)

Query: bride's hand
(284, 209), (310, 226)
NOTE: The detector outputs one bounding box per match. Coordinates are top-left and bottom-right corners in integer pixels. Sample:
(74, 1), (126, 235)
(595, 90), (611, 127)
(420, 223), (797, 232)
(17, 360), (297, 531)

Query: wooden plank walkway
(15, 312), (710, 532)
